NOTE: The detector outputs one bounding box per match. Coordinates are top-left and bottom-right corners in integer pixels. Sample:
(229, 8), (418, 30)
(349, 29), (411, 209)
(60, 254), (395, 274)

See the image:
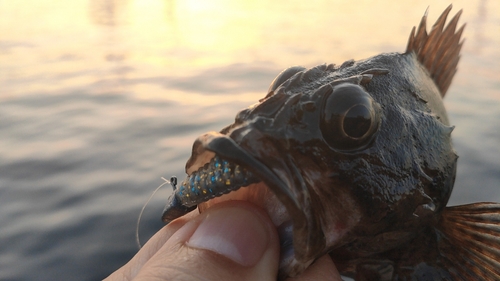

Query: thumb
(135, 201), (280, 281)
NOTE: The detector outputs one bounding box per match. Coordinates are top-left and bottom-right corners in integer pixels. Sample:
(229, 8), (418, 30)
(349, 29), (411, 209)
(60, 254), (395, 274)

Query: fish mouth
(163, 131), (325, 277)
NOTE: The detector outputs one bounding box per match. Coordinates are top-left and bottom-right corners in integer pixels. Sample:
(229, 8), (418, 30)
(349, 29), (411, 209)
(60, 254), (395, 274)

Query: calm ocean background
(1, 0), (499, 280)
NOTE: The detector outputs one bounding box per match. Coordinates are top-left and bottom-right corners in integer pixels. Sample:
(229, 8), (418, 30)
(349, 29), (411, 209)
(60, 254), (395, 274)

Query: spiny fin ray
(405, 5), (465, 97)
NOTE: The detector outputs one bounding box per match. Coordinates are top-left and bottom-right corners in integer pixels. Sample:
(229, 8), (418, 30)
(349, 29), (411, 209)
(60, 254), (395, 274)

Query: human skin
(105, 200), (342, 281)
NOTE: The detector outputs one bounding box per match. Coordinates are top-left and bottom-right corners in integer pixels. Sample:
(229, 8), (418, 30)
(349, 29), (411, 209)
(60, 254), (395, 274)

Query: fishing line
(136, 177), (171, 249)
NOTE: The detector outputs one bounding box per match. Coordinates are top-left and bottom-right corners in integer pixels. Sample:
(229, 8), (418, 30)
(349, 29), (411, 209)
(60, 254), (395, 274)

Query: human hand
(105, 200), (342, 281)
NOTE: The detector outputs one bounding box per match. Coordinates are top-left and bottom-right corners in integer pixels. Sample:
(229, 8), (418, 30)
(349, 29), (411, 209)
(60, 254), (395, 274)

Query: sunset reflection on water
(2, 1), (498, 100)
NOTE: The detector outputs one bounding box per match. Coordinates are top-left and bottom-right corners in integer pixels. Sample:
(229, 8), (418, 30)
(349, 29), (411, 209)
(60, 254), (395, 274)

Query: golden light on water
(1, 0), (499, 101)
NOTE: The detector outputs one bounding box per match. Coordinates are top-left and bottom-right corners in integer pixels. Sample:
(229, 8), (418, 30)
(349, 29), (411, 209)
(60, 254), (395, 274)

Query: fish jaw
(188, 131), (324, 276)
(166, 129), (362, 278)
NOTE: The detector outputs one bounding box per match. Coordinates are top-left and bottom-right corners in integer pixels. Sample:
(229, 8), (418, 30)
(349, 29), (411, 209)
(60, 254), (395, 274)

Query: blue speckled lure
(162, 156), (259, 221)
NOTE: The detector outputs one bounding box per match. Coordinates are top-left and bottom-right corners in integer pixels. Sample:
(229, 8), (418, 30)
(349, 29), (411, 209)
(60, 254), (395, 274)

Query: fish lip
(187, 131), (325, 271)
(188, 131), (303, 215)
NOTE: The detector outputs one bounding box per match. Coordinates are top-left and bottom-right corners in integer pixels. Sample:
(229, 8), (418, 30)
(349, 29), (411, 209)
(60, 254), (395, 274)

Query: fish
(161, 5), (500, 280)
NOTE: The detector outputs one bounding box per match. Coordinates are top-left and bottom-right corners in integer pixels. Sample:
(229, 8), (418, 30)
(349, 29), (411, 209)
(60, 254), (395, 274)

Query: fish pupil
(343, 104), (371, 138)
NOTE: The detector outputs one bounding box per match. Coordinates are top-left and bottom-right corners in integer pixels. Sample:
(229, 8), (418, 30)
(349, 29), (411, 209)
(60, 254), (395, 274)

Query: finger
(134, 200), (280, 281)
(104, 209), (200, 280)
(286, 254), (342, 281)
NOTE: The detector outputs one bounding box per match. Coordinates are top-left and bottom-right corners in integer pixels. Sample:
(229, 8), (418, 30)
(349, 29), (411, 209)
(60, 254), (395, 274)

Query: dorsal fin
(406, 5), (465, 97)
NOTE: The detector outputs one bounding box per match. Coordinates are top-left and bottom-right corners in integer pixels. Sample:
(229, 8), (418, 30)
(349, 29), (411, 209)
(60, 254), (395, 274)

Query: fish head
(162, 5), (463, 279)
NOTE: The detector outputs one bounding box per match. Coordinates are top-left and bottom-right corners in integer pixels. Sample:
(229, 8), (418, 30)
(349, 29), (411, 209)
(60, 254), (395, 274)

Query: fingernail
(187, 205), (270, 267)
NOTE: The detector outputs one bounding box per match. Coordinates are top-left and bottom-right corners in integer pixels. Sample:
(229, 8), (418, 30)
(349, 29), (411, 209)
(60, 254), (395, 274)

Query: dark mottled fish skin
(162, 5), (500, 280)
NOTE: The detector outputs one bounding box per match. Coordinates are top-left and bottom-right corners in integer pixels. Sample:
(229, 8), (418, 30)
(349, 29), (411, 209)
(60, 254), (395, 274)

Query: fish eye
(321, 83), (380, 151)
